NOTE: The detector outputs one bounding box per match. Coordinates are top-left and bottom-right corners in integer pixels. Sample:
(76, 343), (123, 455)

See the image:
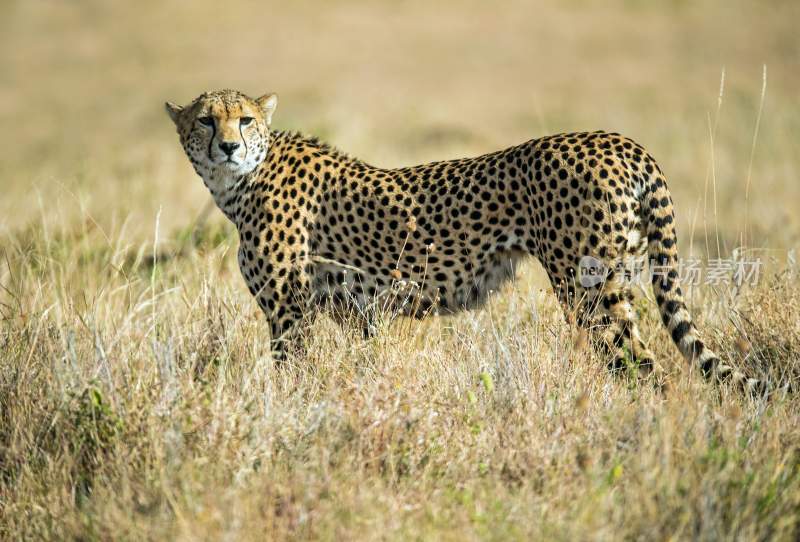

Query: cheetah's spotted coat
(166, 89), (760, 391)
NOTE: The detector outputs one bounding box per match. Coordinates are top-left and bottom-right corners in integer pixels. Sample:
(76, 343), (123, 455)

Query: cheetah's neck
(199, 166), (251, 223)
(200, 130), (354, 225)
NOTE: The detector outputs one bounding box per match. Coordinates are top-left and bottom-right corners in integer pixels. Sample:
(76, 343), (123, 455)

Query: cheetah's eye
(197, 116), (214, 127)
(240, 117), (254, 126)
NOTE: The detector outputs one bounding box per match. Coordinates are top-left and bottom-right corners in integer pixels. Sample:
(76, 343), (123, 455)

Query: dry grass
(1, 0), (799, 540)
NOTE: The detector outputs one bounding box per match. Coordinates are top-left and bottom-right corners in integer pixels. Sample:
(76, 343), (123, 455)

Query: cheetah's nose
(219, 141), (240, 156)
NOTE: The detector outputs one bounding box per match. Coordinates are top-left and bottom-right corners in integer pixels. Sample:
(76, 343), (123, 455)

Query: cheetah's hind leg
(554, 269), (662, 383)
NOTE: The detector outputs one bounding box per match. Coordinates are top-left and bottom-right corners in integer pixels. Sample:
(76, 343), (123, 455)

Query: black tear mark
(239, 121), (248, 164)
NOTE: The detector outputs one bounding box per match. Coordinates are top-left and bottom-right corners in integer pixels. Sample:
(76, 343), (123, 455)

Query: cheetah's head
(165, 89), (277, 185)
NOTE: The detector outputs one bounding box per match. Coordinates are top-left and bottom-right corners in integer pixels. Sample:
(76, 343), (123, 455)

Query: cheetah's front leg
(265, 268), (313, 363)
(240, 245), (313, 363)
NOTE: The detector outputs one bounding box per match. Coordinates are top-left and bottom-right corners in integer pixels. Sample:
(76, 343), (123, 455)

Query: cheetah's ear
(164, 102), (183, 124)
(256, 93), (278, 126)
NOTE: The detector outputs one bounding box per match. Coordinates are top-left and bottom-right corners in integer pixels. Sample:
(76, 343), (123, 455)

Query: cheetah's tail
(640, 168), (764, 395)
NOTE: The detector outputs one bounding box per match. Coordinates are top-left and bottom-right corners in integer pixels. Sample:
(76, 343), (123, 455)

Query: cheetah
(165, 89), (760, 392)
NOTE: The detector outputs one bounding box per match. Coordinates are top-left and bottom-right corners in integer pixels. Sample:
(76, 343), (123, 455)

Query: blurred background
(1, 0), (798, 253)
(3, 4), (800, 537)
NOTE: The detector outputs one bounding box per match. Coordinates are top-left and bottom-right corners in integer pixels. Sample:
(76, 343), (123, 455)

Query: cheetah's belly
(310, 249), (525, 319)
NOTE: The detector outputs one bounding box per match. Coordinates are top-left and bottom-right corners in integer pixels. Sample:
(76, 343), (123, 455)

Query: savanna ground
(1, 0), (800, 539)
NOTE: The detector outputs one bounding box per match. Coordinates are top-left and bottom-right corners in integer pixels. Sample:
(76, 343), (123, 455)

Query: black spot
(671, 321), (691, 344)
